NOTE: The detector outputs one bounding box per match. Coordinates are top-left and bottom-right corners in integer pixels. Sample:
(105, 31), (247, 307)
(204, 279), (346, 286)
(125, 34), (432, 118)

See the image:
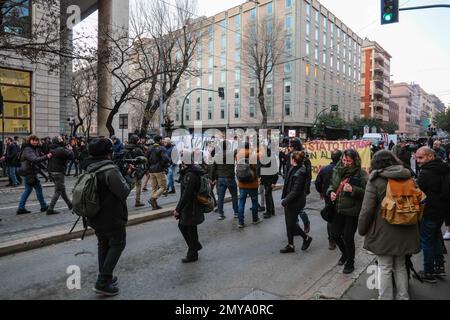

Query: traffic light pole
(180, 88), (220, 129)
(312, 105), (338, 139)
(399, 4), (450, 11)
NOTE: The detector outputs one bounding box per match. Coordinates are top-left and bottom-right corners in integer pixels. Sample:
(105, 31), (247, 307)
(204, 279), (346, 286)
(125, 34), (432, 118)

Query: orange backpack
(380, 178), (426, 226)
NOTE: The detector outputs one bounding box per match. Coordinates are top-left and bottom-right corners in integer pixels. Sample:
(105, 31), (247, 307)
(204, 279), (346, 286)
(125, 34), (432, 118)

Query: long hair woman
(280, 151), (313, 253)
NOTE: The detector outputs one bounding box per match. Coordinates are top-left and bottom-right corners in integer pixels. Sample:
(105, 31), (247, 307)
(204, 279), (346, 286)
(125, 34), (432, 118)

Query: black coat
(47, 144), (74, 173)
(5, 142), (20, 166)
(285, 153), (312, 194)
(281, 165), (307, 213)
(146, 144), (170, 173)
(315, 162), (337, 197)
(85, 158), (134, 232)
(18, 144), (48, 176)
(176, 165), (206, 226)
(417, 159), (449, 222)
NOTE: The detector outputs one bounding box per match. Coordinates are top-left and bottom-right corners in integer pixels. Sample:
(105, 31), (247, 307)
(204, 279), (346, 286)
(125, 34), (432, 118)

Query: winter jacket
(84, 158), (134, 232)
(5, 142), (20, 166)
(47, 144), (74, 173)
(285, 152), (312, 195)
(147, 143), (170, 173)
(417, 159), (449, 222)
(259, 151), (279, 186)
(358, 165), (421, 256)
(281, 165), (307, 213)
(123, 143), (145, 159)
(18, 144), (49, 176)
(236, 148), (259, 189)
(327, 161), (368, 217)
(176, 165), (206, 226)
(112, 139), (124, 155)
(433, 147), (447, 162)
(210, 151), (236, 180)
(315, 162), (338, 197)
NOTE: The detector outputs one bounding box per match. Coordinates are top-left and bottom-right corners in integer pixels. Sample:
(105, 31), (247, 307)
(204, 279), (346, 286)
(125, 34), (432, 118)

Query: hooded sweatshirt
(358, 165), (420, 256)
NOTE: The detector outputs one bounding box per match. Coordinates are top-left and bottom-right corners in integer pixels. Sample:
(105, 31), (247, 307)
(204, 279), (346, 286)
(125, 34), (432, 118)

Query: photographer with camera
(46, 136), (74, 215)
(119, 135), (145, 208)
(81, 138), (135, 296)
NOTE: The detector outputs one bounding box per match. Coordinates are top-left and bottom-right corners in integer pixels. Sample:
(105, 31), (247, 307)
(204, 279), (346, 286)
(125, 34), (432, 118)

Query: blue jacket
(112, 139), (124, 155)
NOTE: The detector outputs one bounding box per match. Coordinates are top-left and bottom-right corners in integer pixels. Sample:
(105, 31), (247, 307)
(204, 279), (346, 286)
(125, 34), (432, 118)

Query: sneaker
(238, 223), (245, 229)
(111, 277), (118, 287)
(134, 202), (145, 208)
(280, 245), (295, 254)
(167, 189), (176, 194)
(444, 232), (450, 241)
(301, 236), (313, 251)
(234, 213), (238, 219)
(46, 209), (60, 215)
(263, 214), (272, 219)
(417, 271), (438, 284)
(93, 282), (119, 296)
(40, 206), (49, 212)
(142, 187), (148, 191)
(434, 266), (446, 277)
(17, 208), (31, 215)
(218, 215), (225, 220)
(182, 254), (198, 263)
(343, 263), (355, 274)
(258, 206), (266, 212)
(252, 218), (262, 225)
(197, 243), (203, 251)
(338, 256), (347, 266)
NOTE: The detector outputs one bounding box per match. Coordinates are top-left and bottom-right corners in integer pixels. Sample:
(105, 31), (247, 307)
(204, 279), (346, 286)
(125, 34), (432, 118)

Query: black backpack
(236, 157), (255, 183)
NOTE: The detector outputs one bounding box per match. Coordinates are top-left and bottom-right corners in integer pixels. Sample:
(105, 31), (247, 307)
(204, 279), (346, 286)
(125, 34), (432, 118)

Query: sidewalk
(342, 248), (450, 300)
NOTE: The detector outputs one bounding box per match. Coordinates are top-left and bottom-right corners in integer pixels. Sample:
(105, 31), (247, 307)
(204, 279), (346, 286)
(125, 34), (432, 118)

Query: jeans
(216, 177), (238, 216)
(6, 166), (19, 185)
(95, 228), (126, 283)
(299, 210), (310, 226)
(238, 188), (259, 225)
(330, 213), (359, 265)
(377, 255), (409, 300)
(49, 173), (71, 210)
(420, 218), (445, 273)
(18, 175), (47, 210)
(66, 160), (79, 176)
(167, 165), (176, 191)
(178, 223), (201, 256)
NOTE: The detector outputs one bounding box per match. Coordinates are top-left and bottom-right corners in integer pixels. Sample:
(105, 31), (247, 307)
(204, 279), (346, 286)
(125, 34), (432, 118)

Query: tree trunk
(258, 93), (268, 129)
(106, 111), (115, 137)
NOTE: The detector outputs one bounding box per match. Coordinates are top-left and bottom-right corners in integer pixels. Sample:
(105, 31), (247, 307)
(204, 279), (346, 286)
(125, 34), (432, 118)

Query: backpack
(72, 164), (116, 218)
(380, 178), (426, 226)
(196, 175), (216, 213)
(236, 157), (255, 183)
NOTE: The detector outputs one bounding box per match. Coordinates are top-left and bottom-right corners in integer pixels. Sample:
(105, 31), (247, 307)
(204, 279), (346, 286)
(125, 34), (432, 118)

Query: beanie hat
(88, 138), (113, 157)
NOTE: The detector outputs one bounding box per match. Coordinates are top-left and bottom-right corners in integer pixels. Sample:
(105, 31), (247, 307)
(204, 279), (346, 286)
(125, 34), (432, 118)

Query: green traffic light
(383, 13), (393, 21)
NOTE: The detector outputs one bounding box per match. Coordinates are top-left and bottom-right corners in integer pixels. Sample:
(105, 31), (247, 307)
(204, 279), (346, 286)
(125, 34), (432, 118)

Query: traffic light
(218, 87), (225, 100)
(381, 0), (399, 25)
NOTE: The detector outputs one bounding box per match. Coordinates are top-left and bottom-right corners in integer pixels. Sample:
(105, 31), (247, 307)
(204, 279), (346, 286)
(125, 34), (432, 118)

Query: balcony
(374, 53), (384, 63)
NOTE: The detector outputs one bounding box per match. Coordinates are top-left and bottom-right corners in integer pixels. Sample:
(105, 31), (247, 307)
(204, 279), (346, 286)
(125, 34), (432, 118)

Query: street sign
(119, 114), (128, 130)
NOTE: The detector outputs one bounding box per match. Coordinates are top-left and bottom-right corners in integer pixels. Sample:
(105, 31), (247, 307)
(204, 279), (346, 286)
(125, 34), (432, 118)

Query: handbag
(320, 178), (348, 222)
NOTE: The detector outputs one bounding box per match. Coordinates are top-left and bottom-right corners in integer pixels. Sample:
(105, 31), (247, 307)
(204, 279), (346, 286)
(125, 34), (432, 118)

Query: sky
(76, 0), (450, 105)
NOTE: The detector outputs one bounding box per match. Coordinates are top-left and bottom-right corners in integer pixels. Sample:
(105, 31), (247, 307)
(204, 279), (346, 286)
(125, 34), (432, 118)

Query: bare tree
(0, 0), (89, 71)
(71, 62), (97, 138)
(242, 16), (286, 129)
(130, 0), (203, 136)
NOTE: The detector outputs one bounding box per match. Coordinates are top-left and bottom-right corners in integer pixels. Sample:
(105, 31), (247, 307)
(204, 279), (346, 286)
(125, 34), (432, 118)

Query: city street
(0, 188), (373, 300)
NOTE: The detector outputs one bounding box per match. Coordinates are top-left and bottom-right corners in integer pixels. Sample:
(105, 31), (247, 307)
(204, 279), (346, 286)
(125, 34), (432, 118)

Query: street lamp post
(181, 88), (221, 129)
(312, 105), (338, 139)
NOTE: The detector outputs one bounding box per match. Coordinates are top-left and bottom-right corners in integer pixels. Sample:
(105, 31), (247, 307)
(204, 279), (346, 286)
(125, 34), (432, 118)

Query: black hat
(154, 135), (162, 143)
(88, 138), (113, 156)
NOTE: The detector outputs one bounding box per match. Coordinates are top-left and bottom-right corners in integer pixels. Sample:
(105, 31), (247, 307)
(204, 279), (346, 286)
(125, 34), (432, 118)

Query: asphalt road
(0, 189), (351, 300)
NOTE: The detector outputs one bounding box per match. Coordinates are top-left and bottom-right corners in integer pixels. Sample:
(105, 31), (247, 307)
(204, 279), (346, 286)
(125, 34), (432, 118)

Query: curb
(0, 185), (283, 258)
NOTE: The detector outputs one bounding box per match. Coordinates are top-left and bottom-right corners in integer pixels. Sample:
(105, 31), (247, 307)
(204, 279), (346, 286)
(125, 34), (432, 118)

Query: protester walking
(328, 149), (368, 274)
(280, 151), (313, 253)
(164, 137), (177, 194)
(358, 151), (421, 300)
(46, 136), (74, 215)
(259, 144), (278, 219)
(315, 149), (342, 250)
(147, 135), (170, 210)
(17, 135), (52, 215)
(174, 152), (205, 263)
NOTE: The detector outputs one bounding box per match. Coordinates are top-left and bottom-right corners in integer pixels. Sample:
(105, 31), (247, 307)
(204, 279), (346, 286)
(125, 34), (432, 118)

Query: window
(306, 2), (311, 20)
(197, 96), (201, 104)
(0, 68), (32, 133)
(305, 102), (309, 118)
(286, 0), (292, 9)
(249, 105), (256, 118)
(306, 40), (310, 56)
(196, 109), (201, 120)
(306, 23), (310, 39)
(267, 21), (273, 34)
(285, 36), (292, 50)
(209, 40), (214, 54)
(221, 35), (226, 50)
(235, 69), (241, 82)
(285, 15), (292, 31)
(221, 71), (226, 83)
(208, 93), (213, 102)
(235, 88), (240, 99)
(285, 103), (291, 116)
(284, 62), (292, 73)
(267, 84), (273, 95)
(250, 8), (256, 20)
(220, 103), (225, 119)
(235, 14), (241, 29)
(234, 50), (240, 63)
(208, 108), (213, 120)
(208, 74), (213, 86)
(267, 2), (273, 15)
(220, 53), (226, 66)
(305, 63), (310, 76)
(234, 105), (240, 119)
(314, 9), (319, 25)
(315, 46), (319, 63)
(285, 80), (291, 93)
(315, 27), (319, 42)
(322, 51), (326, 65)
(220, 20), (227, 33)
(235, 33), (240, 47)
(2, 0), (31, 37)
(250, 87), (255, 97)
(208, 57), (214, 69)
(323, 33), (327, 47)
(323, 15), (327, 30)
